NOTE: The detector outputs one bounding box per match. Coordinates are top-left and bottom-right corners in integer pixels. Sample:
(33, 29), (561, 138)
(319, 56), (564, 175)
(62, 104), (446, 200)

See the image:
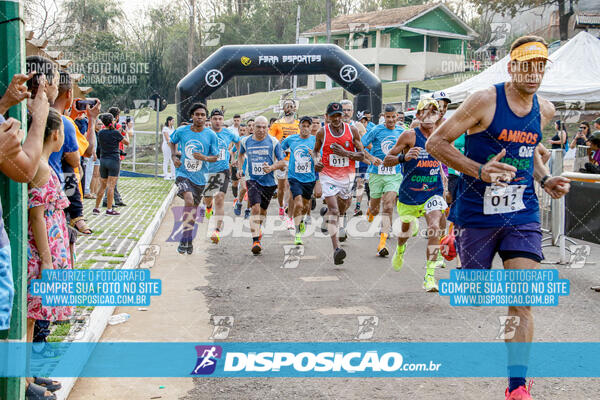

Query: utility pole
(326, 0), (332, 90)
(293, 4), (300, 99)
(187, 0), (195, 73)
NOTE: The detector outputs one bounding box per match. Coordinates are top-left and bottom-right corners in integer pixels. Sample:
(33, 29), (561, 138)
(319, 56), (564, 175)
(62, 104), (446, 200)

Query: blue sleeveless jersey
(398, 127), (444, 205)
(454, 83), (541, 228)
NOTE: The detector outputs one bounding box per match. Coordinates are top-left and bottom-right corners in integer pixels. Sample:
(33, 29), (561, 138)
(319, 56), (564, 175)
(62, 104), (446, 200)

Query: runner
(230, 114), (241, 135)
(202, 109), (240, 244)
(281, 116), (317, 245)
(169, 103), (219, 255)
(362, 105), (404, 257)
(237, 116), (286, 254)
(310, 116), (323, 212)
(426, 36), (570, 400)
(383, 98), (447, 292)
(340, 100), (368, 218)
(231, 123), (247, 207)
(313, 102), (365, 265)
(270, 99), (300, 228)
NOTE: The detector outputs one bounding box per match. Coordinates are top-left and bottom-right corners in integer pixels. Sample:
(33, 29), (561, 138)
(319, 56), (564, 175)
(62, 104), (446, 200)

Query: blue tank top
(398, 127), (444, 205)
(455, 83), (541, 228)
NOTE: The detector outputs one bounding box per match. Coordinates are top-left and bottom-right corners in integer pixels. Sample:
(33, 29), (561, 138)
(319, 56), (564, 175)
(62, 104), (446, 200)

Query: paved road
(181, 193), (600, 400)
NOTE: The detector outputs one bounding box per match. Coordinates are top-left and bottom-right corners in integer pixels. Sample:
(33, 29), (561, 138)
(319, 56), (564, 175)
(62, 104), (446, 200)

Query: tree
(470, 0), (578, 41)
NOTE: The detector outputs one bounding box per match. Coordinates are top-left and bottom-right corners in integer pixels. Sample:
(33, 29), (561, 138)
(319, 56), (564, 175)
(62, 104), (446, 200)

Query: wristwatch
(540, 175), (551, 188)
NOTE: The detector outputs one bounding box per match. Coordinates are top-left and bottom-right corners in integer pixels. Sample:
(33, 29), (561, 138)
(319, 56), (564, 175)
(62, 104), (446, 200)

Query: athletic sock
(425, 260), (436, 276)
(252, 236), (259, 243)
(378, 233), (388, 248)
(232, 185), (238, 198)
(508, 366), (527, 392)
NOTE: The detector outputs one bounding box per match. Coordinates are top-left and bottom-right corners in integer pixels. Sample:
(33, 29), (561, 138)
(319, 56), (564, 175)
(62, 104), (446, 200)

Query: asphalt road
(181, 193), (600, 400)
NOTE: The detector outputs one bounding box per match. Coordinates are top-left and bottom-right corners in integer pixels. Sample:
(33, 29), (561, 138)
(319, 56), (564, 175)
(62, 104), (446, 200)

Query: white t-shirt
(162, 126), (174, 145)
(230, 125), (239, 136)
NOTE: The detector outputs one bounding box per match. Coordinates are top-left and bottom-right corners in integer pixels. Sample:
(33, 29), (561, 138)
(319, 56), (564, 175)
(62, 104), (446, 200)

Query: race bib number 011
(378, 165), (395, 175)
(295, 161), (311, 174)
(424, 195), (447, 213)
(184, 158), (202, 172)
(252, 162), (266, 176)
(329, 154), (349, 168)
(483, 184), (526, 215)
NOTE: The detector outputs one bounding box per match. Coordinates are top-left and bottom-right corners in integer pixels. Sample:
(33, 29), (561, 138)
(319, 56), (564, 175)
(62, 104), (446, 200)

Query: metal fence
(120, 130), (163, 175)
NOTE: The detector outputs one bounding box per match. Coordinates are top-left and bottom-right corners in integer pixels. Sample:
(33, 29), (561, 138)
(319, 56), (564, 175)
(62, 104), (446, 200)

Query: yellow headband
(510, 41), (549, 62)
(417, 98), (439, 112)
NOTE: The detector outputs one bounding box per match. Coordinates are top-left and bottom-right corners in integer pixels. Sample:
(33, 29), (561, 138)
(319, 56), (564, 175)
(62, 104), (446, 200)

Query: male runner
(310, 116), (323, 211)
(426, 36), (570, 400)
(313, 102), (365, 265)
(170, 103), (218, 254)
(362, 105), (404, 257)
(203, 109), (240, 244)
(233, 124), (252, 219)
(230, 114), (241, 135)
(282, 116), (317, 245)
(270, 99), (300, 226)
(383, 99), (447, 292)
(237, 116), (285, 254)
(340, 100), (368, 217)
(231, 123), (247, 205)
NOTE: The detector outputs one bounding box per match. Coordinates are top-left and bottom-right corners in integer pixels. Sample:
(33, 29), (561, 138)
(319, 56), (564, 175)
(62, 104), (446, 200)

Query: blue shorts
(289, 178), (316, 200)
(0, 246), (14, 330)
(456, 222), (543, 269)
(356, 162), (368, 174)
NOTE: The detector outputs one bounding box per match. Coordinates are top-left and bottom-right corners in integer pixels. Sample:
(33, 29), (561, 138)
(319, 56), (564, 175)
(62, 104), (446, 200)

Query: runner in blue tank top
(384, 99), (449, 292)
(426, 36), (570, 400)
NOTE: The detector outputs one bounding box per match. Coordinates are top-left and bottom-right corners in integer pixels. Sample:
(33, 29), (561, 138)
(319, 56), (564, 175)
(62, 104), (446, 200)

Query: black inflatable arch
(176, 44), (382, 124)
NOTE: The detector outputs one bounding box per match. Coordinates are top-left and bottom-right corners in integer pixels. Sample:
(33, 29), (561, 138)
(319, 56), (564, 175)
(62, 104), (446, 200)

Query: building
(300, 3), (477, 86)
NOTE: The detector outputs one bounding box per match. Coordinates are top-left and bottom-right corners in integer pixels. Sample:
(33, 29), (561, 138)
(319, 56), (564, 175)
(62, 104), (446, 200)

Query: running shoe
(285, 217), (295, 230)
(353, 206), (363, 217)
(333, 247), (346, 265)
(251, 241), (262, 255)
(320, 206), (328, 233)
(210, 230), (220, 244)
(186, 241), (194, 255)
(366, 208), (374, 223)
(105, 209), (120, 216)
(339, 226), (347, 242)
(234, 201), (242, 216)
(205, 207), (213, 220)
(377, 233), (389, 257)
(92, 208), (100, 215)
(392, 244), (405, 271)
(177, 241), (188, 254)
(294, 233), (303, 246)
(423, 274), (439, 292)
(505, 381), (533, 400)
(279, 207), (285, 219)
(299, 220), (306, 234)
(244, 208), (251, 219)
(435, 251), (446, 269)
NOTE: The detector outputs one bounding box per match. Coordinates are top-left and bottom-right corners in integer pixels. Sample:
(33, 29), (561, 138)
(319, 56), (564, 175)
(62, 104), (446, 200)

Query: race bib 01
(483, 184), (526, 215)
(424, 195), (448, 213)
(184, 158), (202, 172)
(329, 154), (349, 168)
(295, 161), (311, 174)
(377, 165), (395, 175)
(252, 162), (266, 176)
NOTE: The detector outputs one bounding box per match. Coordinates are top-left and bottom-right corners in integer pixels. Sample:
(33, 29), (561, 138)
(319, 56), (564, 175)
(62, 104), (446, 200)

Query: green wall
(406, 7), (467, 35)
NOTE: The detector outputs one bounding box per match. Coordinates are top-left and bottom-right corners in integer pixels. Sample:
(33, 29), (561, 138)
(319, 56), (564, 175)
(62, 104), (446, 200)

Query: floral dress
(27, 168), (73, 321)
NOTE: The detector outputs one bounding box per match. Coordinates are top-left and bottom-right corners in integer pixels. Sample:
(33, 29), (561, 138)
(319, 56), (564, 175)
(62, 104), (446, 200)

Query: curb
(53, 184), (177, 400)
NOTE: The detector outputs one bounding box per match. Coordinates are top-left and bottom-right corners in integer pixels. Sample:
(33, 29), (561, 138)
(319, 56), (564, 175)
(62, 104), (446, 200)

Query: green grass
(47, 322), (71, 343)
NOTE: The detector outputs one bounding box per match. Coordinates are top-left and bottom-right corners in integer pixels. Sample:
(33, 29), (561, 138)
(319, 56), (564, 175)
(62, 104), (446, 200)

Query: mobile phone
(75, 99), (98, 111)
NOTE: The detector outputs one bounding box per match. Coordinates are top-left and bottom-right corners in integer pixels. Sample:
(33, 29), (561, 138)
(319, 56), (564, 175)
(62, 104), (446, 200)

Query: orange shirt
(270, 119), (299, 160)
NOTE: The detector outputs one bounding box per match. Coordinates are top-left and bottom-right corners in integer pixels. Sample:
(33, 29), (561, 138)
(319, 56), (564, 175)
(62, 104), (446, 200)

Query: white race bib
(329, 154), (349, 168)
(251, 162), (266, 176)
(483, 184), (526, 215)
(424, 195), (448, 213)
(217, 148), (227, 161)
(295, 161), (311, 174)
(184, 158), (202, 172)
(377, 165), (395, 175)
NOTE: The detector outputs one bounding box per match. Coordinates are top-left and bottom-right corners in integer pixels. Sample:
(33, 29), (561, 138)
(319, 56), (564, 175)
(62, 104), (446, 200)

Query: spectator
(548, 119), (568, 151)
(93, 113), (129, 215)
(581, 131), (600, 174)
(90, 118), (102, 196)
(26, 108), (72, 399)
(161, 116), (175, 180)
(0, 71), (49, 333)
(101, 107), (127, 207)
(594, 117), (600, 132)
(570, 121), (591, 149)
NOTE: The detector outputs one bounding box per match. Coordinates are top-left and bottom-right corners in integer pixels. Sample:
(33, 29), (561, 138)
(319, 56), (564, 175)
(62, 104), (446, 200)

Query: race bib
(483, 184), (526, 215)
(217, 148), (227, 161)
(251, 162), (266, 176)
(329, 154), (349, 168)
(295, 161), (311, 174)
(424, 195), (448, 213)
(184, 158), (202, 172)
(377, 165), (395, 175)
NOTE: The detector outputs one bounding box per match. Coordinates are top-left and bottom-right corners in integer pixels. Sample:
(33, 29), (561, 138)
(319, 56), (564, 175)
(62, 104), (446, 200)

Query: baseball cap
(593, 117), (600, 125)
(510, 41), (549, 62)
(417, 98), (440, 112)
(590, 130), (600, 142)
(210, 109), (224, 118)
(431, 91), (451, 103)
(326, 102), (343, 116)
(299, 116), (312, 124)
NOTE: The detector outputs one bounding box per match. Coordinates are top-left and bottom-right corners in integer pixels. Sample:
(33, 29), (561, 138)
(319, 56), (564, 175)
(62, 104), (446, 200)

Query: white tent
(444, 31), (600, 104)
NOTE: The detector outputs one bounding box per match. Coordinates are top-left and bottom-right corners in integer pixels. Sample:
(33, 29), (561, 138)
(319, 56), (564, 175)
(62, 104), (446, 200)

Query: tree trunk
(557, 0), (573, 41)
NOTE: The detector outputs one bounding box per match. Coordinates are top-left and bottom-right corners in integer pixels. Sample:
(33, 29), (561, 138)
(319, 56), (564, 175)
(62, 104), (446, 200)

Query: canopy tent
(444, 31), (600, 104)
